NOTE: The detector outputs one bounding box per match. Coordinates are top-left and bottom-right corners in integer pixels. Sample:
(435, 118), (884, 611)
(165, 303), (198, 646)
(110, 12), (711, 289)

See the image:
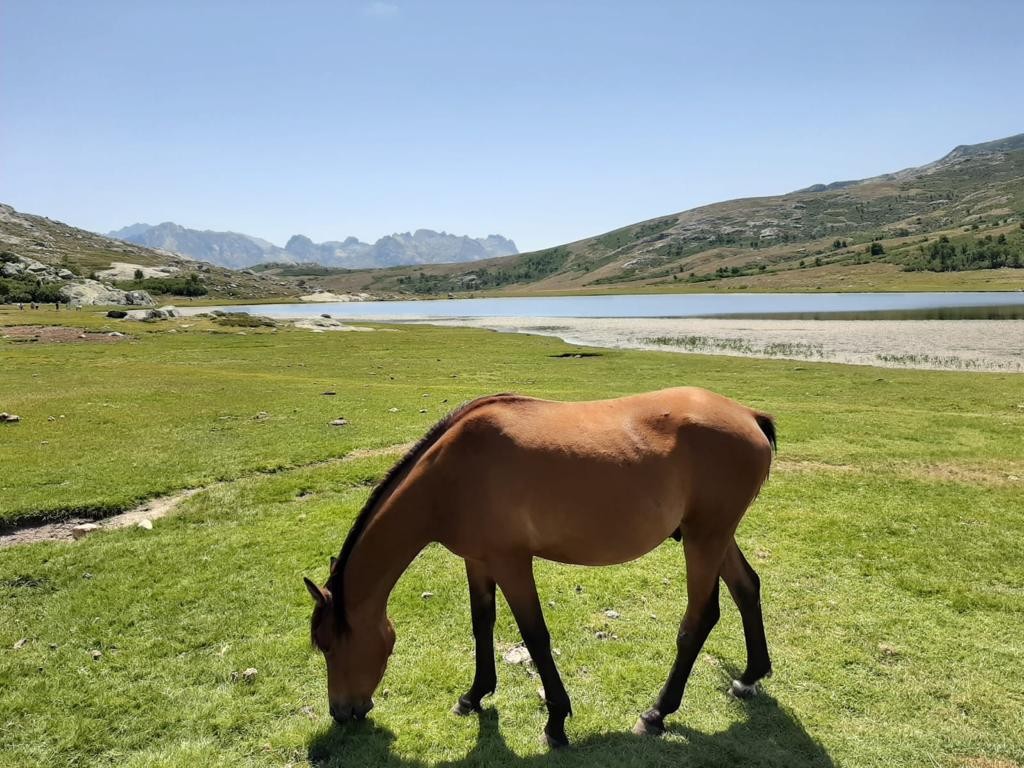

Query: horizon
(2, 1), (1023, 252)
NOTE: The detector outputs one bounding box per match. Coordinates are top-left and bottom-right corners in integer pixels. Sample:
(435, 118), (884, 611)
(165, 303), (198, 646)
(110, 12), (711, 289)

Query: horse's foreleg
(453, 559), (497, 715)
(721, 539), (772, 697)
(490, 557), (572, 749)
(634, 535), (727, 736)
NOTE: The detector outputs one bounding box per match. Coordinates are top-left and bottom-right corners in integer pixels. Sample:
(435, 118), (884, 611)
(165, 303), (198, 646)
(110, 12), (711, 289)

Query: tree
(134, 269), (144, 281)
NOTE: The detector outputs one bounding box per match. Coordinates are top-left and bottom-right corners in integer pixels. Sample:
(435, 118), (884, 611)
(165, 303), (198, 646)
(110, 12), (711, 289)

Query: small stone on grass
(503, 645), (532, 665)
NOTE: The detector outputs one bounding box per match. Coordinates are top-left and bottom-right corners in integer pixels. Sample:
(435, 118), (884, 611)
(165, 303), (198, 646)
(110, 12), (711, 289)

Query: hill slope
(320, 133), (1024, 296)
(107, 222), (518, 269)
(1, 205), (295, 301)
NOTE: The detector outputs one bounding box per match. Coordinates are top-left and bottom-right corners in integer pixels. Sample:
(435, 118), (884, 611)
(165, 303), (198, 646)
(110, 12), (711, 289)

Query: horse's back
(425, 388), (772, 564)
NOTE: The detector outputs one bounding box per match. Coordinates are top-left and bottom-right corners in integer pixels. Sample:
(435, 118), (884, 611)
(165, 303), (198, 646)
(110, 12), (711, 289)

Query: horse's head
(304, 572), (395, 723)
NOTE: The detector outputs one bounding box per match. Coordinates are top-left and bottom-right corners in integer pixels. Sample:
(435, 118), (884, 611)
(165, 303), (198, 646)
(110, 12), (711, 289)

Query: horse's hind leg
(490, 557), (572, 749)
(721, 539), (772, 697)
(634, 535), (728, 736)
(453, 559), (497, 715)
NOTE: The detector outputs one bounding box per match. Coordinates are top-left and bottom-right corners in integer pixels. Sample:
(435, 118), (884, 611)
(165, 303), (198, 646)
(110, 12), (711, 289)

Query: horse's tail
(751, 411), (777, 487)
(753, 412), (777, 453)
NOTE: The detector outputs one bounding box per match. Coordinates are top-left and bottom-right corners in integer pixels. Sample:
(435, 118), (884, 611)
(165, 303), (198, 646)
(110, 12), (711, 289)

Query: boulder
(124, 306), (180, 321)
(60, 280), (155, 307)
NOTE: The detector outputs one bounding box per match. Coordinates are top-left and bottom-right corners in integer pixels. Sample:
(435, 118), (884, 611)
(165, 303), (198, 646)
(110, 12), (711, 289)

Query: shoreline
(423, 316), (1024, 373)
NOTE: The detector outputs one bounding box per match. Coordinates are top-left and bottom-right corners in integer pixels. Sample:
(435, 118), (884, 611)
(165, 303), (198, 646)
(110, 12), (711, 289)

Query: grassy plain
(1, 308), (1022, 767)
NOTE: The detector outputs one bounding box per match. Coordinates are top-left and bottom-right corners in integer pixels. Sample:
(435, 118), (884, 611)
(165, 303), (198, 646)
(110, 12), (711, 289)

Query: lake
(215, 292), (1024, 321)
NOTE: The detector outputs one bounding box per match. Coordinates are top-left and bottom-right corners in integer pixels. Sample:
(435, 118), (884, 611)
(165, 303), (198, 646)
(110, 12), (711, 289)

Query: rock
(254, 411), (269, 420)
(106, 310), (128, 319)
(124, 306), (179, 321)
(329, 418), (348, 427)
(71, 523), (101, 539)
(61, 279), (155, 307)
(421, 591), (434, 600)
(387, 407), (399, 413)
(91, 650), (102, 660)
(241, 667), (258, 683)
(503, 645), (532, 665)
(418, 408), (427, 413)
(603, 609), (621, 620)
(107, 332), (124, 338)
(48, 416), (55, 421)
(1, 414), (20, 423)
(137, 519), (153, 530)
(320, 313), (331, 319)
(94, 262), (179, 282)
(13, 638), (28, 650)
(594, 631), (609, 640)
(537, 686), (546, 702)
(322, 391), (336, 396)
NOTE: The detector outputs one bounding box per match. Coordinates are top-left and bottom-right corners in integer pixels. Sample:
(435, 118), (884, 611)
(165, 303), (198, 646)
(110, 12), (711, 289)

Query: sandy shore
(425, 317), (1024, 372)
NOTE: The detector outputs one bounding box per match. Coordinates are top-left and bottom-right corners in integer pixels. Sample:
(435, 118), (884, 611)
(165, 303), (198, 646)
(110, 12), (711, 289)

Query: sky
(2, 1), (1023, 253)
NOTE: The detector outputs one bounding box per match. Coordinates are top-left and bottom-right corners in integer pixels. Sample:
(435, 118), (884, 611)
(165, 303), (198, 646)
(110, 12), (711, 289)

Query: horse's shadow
(308, 687), (834, 768)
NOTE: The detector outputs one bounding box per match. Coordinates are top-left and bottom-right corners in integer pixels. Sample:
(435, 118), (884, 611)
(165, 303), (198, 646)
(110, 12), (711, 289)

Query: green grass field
(1, 309), (1022, 767)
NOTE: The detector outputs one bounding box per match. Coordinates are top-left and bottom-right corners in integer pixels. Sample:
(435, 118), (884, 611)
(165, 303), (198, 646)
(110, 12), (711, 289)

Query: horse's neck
(342, 490), (430, 626)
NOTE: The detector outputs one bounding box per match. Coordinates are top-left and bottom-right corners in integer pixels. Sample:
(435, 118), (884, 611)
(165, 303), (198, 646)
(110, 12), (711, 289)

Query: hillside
(1, 205), (296, 302)
(107, 222), (518, 270)
(318, 133), (1024, 296)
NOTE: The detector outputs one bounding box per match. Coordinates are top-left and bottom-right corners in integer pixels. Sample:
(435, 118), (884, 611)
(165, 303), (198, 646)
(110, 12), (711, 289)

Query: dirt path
(0, 443), (411, 548)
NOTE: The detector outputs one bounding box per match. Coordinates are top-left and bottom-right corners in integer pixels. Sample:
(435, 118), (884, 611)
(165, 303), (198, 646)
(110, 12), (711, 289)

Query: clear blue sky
(2, 1), (1022, 253)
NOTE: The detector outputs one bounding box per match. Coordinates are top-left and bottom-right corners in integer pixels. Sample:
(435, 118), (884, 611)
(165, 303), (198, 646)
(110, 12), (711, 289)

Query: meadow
(1, 309), (1022, 767)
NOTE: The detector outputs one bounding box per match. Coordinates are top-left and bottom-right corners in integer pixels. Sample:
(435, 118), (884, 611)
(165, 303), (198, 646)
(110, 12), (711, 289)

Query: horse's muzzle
(330, 699), (374, 723)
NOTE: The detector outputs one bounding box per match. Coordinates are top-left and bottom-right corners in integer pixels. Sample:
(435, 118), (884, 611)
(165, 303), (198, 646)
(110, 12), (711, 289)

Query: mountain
(107, 222), (280, 270)
(107, 222), (518, 269)
(317, 132), (1024, 296)
(1, 205), (296, 301)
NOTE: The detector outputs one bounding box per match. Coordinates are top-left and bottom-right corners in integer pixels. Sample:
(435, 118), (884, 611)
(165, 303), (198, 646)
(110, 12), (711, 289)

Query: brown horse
(304, 387), (776, 747)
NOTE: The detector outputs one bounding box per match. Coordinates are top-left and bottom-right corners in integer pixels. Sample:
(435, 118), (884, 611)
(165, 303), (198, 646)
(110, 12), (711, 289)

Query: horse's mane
(319, 393), (521, 634)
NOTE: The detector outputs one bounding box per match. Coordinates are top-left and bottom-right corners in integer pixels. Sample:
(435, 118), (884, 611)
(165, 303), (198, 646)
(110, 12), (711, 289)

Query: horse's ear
(304, 577), (326, 606)
(329, 556), (338, 573)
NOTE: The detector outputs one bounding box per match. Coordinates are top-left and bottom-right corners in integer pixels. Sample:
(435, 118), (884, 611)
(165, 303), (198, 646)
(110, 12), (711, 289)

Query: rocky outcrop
(60, 280), (154, 307)
(2, 253), (154, 306)
(94, 262), (180, 281)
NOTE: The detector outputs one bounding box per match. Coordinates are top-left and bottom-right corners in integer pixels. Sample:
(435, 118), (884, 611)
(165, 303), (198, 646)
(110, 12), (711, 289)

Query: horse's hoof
(632, 715), (664, 737)
(730, 679), (758, 699)
(451, 698), (480, 717)
(543, 727), (570, 749)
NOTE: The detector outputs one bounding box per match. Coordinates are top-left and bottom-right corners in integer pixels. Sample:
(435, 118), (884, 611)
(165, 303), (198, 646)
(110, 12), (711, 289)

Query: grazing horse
(304, 387), (776, 747)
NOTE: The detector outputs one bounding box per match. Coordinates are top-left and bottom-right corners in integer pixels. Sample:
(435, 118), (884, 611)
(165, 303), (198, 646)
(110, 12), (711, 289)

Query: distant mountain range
(105, 222), (518, 270)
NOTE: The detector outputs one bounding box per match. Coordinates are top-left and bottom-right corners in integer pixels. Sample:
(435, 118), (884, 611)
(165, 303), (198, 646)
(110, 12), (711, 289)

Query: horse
(304, 386), (776, 747)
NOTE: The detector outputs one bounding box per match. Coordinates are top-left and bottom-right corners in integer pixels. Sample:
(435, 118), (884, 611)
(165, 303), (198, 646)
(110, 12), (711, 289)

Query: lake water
(216, 292), (1024, 321)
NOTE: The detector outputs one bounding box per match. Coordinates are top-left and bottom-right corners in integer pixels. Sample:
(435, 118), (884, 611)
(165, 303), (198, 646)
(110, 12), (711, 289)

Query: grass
(1, 308), (1022, 767)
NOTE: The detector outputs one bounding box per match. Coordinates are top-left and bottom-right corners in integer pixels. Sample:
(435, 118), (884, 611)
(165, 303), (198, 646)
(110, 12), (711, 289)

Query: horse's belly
(529, 491), (683, 566)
